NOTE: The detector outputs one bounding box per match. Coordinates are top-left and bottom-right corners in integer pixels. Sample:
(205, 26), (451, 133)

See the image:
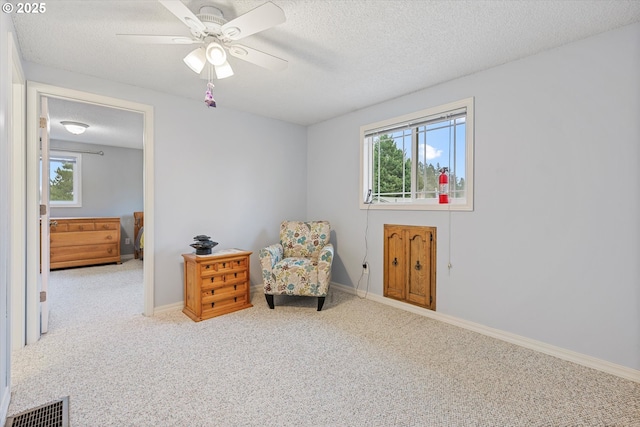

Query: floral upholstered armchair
(259, 220), (334, 311)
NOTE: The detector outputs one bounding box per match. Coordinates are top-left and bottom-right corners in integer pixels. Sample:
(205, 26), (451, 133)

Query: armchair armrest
(259, 243), (283, 291)
(317, 243), (334, 291)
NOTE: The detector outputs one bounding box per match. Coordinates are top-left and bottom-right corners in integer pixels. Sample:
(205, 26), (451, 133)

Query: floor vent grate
(6, 396), (69, 427)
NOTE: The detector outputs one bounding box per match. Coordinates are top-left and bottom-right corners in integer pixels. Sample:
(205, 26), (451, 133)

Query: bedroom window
(46, 151), (82, 207)
(360, 97), (474, 211)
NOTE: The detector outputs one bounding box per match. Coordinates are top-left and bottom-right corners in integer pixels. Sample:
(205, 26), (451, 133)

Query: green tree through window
(373, 134), (411, 199)
(50, 161), (74, 201)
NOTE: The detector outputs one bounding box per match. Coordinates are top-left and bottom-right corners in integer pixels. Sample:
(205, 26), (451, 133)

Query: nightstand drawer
(200, 298), (248, 319)
(200, 257), (248, 276)
(200, 270), (248, 290)
(201, 283), (247, 305)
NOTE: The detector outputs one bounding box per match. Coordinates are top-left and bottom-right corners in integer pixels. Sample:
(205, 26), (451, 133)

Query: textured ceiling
(12, 0), (640, 137)
(47, 98), (143, 149)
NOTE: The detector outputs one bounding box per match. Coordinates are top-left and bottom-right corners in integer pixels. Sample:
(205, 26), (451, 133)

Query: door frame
(9, 35), (25, 351)
(2, 31), (25, 424)
(25, 82), (155, 344)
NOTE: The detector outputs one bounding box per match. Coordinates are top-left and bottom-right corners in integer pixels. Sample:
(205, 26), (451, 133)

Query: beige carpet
(8, 259), (640, 426)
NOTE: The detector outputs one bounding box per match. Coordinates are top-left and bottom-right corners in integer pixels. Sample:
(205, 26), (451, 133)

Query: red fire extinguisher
(439, 167), (449, 204)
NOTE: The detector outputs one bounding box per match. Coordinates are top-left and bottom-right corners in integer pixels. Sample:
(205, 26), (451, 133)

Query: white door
(39, 96), (50, 334)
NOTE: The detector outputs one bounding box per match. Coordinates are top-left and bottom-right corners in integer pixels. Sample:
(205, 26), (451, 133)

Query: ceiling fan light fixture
(205, 42), (227, 66)
(183, 47), (206, 73)
(60, 121), (89, 135)
(214, 60), (234, 79)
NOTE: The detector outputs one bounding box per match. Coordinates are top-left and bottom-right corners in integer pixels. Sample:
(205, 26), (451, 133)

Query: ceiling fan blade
(227, 44), (288, 72)
(159, 0), (207, 37)
(117, 34), (200, 45)
(221, 2), (285, 41)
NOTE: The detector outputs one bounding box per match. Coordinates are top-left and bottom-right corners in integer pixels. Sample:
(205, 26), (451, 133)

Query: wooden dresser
(49, 217), (121, 269)
(182, 249), (253, 321)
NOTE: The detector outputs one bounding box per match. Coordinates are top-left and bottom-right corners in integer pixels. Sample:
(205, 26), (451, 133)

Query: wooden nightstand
(182, 249), (253, 321)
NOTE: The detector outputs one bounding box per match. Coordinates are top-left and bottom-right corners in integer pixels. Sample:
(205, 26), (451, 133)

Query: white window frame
(359, 97), (474, 211)
(47, 150), (82, 207)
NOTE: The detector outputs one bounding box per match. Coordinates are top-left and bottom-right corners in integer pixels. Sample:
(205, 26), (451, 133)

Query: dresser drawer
(50, 223), (68, 232)
(51, 230), (118, 247)
(95, 221), (119, 231)
(51, 243), (119, 263)
(67, 222), (96, 232)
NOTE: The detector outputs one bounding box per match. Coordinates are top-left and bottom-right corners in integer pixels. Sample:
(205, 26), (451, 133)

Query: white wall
(307, 23), (640, 371)
(25, 62), (308, 307)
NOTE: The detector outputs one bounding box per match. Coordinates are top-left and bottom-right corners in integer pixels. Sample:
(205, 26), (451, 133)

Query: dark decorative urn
(190, 235), (218, 255)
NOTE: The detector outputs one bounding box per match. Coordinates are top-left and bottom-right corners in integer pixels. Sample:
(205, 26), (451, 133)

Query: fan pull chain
(204, 66), (216, 108)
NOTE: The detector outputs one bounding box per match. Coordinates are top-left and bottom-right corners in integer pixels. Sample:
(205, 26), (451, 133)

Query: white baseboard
(153, 301), (183, 315)
(330, 282), (640, 383)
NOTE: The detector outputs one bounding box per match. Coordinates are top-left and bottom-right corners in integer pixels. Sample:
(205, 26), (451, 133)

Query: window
(360, 97), (474, 211)
(46, 151), (82, 207)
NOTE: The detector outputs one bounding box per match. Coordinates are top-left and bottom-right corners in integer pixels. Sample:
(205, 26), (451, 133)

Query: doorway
(22, 82), (154, 345)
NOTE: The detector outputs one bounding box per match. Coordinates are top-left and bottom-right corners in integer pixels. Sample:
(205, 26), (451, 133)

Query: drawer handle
(211, 302), (215, 308)
(415, 260), (421, 270)
(210, 277), (214, 283)
(205, 265), (210, 269)
(392, 257), (398, 266)
(210, 289), (214, 295)
(234, 272), (237, 278)
(106, 235), (112, 240)
(107, 248), (112, 254)
(234, 285), (237, 290)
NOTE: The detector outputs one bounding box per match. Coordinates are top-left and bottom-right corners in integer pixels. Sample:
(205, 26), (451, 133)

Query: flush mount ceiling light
(60, 121), (89, 135)
(183, 47), (207, 73)
(205, 41), (227, 66)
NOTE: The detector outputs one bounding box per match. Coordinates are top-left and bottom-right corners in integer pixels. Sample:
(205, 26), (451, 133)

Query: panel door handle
(415, 260), (421, 270)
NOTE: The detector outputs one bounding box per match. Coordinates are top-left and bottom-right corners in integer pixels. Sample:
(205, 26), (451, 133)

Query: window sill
(359, 201), (473, 211)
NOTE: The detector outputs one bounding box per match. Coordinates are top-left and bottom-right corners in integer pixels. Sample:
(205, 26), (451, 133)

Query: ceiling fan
(118, 1), (287, 79)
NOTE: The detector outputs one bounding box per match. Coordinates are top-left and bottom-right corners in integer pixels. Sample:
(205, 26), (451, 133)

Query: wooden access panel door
(384, 224), (436, 310)
(384, 225), (406, 300)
